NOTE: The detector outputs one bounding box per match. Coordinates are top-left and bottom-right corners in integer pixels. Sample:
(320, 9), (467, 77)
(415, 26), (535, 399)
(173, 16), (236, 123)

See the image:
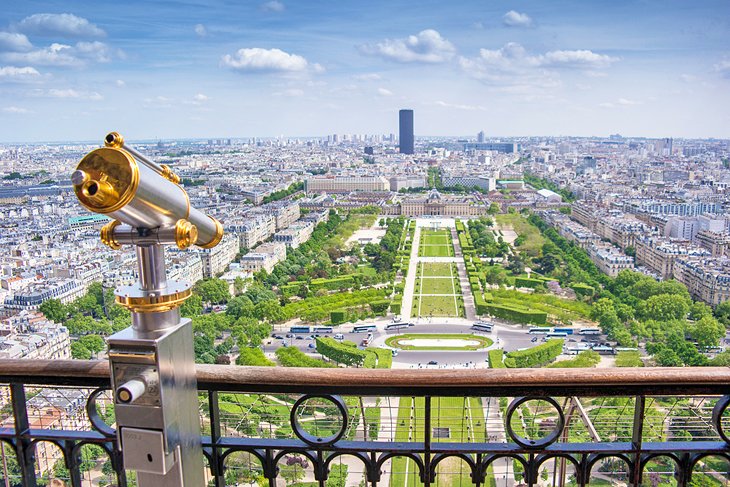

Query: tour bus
(544, 332), (568, 339)
(471, 323), (493, 333)
(385, 322), (413, 331)
(361, 333), (374, 346)
(614, 347), (639, 353)
(579, 328), (601, 336)
(313, 326), (333, 334)
(290, 326), (311, 334)
(528, 327), (551, 334)
(552, 327), (574, 335)
(592, 345), (615, 355)
(353, 325), (377, 333)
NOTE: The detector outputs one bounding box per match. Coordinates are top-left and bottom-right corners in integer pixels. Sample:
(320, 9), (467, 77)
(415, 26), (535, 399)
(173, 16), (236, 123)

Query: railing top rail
(0, 359), (728, 396)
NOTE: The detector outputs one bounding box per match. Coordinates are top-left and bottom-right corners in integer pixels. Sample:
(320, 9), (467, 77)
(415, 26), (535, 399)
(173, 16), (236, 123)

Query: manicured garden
(418, 229), (454, 258)
(385, 333), (492, 350)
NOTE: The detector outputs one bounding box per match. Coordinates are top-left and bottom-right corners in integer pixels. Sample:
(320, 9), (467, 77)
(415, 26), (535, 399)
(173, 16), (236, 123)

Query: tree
(690, 316), (725, 348)
(233, 276), (246, 296)
(71, 341), (92, 360)
(226, 296), (255, 319)
(40, 299), (67, 323)
(653, 348), (683, 367)
(180, 294), (203, 318)
(488, 202), (500, 215)
(194, 278), (231, 304)
(714, 300), (730, 327)
(644, 294), (689, 321)
(79, 335), (105, 357)
(506, 255), (525, 275)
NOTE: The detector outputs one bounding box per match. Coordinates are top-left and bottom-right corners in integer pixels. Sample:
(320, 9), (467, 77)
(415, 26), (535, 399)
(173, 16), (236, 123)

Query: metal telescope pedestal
(107, 243), (205, 486)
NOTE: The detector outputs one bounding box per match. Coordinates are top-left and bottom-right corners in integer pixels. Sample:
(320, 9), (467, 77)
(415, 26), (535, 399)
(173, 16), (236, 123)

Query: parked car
(308, 343), (316, 349)
(428, 360), (438, 365)
(273, 335), (284, 340)
(295, 335), (304, 340)
(531, 337), (538, 342)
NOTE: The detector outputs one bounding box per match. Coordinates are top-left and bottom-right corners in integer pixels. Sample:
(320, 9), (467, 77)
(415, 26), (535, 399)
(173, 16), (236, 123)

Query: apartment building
(273, 222), (314, 249)
(195, 234), (240, 278)
(240, 242), (286, 274)
(673, 257), (730, 306)
(635, 235), (709, 280)
(586, 243), (634, 277)
(305, 176), (389, 194)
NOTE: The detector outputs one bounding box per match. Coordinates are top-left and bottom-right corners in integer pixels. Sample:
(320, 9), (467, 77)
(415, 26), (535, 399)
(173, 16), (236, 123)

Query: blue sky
(0, 0), (728, 142)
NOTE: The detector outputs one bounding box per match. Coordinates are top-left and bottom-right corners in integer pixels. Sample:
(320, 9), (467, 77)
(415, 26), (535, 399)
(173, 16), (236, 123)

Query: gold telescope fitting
(115, 287), (192, 313)
(100, 220), (123, 250)
(199, 217), (224, 249)
(161, 164), (181, 184)
(104, 131), (124, 148)
(175, 219), (198, 250)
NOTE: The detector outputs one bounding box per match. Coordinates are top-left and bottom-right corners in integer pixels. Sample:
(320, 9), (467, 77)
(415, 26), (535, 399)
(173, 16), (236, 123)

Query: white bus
(579, 328), (601, 335)
(528, 327), (551, 334)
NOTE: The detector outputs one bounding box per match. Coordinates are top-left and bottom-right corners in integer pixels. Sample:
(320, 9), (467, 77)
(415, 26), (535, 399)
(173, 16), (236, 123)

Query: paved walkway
(401, 225), (421, 321)
(482, 397), (515, 486)
(451, 226), (477, 321)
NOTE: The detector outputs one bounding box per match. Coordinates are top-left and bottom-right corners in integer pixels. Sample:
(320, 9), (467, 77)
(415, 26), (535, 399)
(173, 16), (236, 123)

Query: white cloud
(359, 29), (456, 64)
(458, 43), (618, 91)
(16, 13), (105, 38)
(37, 88), (103, 100)
(503, 11), (532, 28)
(194, 24), (207, 38)
(714, 60), (730, 79)
(0, 41), (118, 66)
(433, 100), (485, 111)
(541, 50), (618, 68)
(0, 32), (33, 52)
(0, 66), (40, 79)
(353, 73), (381, 81)
(221, 47), (312, 72)
(377, 87), (393, 96)
(260, 1), (285, 12)
(184, 93), (211, 105)
(2, 106), (32, 114)
(115, 79), (125, 87)
(617, 97), (641, 105)
(193, 93), (209, 101)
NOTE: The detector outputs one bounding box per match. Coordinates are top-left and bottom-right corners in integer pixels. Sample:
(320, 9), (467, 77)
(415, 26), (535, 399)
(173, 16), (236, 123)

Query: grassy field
(420, 277), (456, 295)
(495, 213), (546, 256)
(389, 397), (486, 487)
(385, 333), (492, 350)
(418, 229), (454, 258)
(420, 262), (455, 277)
(418, 295), (461, 316)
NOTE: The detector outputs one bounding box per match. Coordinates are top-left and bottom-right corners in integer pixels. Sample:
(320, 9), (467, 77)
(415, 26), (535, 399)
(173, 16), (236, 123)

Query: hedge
(276, 346), (335, 368)
(310, 275), (355, 292)
(236, 347), (275, 366)
(330, 310), (346, 324)
(483, 303), (547, 325)
(369, 299), (391, 314)
(570, 283), (596, 297)
(505, 339), (563, 368)
(514, 277), (546, 289)
(488, 349), (506, 368)
(390, 302), (402, 315)
(316, 337), (367, 366)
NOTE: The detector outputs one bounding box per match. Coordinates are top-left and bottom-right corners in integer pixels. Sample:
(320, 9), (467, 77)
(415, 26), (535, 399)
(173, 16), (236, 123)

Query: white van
(334, 333), (344, 340)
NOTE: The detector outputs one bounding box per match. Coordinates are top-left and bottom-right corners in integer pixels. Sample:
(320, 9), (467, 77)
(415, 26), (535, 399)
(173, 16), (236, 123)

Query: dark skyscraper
(399, 109), (414, 155)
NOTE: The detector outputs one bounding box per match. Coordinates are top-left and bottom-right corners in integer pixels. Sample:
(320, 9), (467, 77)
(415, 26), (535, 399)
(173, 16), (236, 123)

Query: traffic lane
(393, 350), (489, 368)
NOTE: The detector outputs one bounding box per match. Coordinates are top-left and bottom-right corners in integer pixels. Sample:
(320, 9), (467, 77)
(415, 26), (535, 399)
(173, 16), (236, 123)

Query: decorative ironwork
(0, 361), (728, 486)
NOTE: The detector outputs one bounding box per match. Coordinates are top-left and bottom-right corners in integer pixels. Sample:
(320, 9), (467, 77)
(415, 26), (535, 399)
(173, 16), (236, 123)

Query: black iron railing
(0, 360), (728, 486)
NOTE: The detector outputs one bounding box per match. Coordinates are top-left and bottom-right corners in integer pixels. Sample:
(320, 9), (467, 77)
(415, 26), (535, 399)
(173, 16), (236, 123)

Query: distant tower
(477, 131), (485, 143)
(399, 109), (414, 155)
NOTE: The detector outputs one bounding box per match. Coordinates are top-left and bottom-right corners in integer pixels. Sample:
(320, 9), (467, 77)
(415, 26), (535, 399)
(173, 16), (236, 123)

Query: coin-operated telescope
(72, 133), (223, 486)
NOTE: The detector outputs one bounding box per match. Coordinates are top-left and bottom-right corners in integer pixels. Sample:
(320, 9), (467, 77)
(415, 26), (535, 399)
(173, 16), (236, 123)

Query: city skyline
(0, 0), (729, 142)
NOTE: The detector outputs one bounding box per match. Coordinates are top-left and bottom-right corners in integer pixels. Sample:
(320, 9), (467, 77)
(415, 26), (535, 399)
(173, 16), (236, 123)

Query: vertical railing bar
(10, 383), (37, 487)
(424, 396), (431, 487)
(631, 395), (646, 487)
(207, 390), (226, 487)
(67, 442), (82, 487)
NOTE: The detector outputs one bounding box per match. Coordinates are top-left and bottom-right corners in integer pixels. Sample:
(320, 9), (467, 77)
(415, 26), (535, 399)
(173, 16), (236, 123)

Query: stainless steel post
(107, 243), (205, 486)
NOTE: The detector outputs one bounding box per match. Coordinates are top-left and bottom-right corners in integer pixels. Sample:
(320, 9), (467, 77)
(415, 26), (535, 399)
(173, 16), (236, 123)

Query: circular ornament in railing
(86, 388), (117, 438)
(712, 395), (730, 444)
(290, 395), (348, 446)
(505, 397), (565, 449)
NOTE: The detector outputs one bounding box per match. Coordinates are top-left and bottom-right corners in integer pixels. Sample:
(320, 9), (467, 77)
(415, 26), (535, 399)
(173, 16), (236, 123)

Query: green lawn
(389, 397), (486, 487)
(385, 334), (492, 350)
(494, 213), (546, 256)
(420, 277), (456, 295)
(489, 288), (592, 321)
(420, 262), (454, 277)
(421, 234), (450, 245)
(419, 245), (453, 257)
(418, 295), (460, 317)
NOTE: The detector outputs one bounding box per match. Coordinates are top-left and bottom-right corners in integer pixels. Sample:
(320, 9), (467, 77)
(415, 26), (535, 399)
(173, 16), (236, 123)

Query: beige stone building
(305, 176), (389, 194)
(398, 190), (488, 217)
(673, 257), (730, 306)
